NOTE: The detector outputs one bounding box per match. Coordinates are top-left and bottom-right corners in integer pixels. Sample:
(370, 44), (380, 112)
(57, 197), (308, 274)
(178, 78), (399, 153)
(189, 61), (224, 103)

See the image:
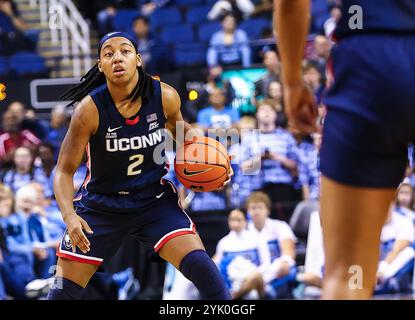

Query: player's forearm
(383, 241), (411, 264)
(53, 170), (77, 222)
(274, 0), (310, 86)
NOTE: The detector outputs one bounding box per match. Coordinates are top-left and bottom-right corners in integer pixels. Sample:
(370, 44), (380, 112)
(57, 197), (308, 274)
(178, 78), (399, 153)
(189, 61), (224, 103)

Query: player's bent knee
(55, 257), (99, 288)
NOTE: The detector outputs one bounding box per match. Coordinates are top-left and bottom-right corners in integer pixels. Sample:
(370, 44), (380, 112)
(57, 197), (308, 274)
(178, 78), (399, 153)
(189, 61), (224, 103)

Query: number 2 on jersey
(127, 154), (144, 176)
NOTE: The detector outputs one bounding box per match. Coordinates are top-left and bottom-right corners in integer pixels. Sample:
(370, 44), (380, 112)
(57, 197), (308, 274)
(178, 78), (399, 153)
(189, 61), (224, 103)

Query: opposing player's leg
(318, 34), (415, 299)
(158, 233), (232, 300)
(320, 177), (395, 299)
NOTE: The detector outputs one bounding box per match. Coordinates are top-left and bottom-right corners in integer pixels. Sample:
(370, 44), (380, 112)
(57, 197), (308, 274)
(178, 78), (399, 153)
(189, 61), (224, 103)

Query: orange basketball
(174, 136), (230, 192)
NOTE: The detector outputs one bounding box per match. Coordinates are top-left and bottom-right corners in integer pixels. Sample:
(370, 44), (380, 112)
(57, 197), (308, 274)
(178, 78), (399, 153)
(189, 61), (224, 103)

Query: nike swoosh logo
(156, 192), (165, 199)
(183, 168), (212, 176)
(108, 126), (123, 133)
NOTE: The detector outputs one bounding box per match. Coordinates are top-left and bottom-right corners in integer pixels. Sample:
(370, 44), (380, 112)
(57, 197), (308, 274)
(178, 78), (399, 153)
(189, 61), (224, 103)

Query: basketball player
(47, 32), (232, 300)
(275, 0), (415, 298)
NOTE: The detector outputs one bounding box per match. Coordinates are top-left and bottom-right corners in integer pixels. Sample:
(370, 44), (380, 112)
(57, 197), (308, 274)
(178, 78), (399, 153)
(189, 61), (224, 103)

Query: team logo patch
(63, 230), (72, 250)
(149, 121), (159, 131)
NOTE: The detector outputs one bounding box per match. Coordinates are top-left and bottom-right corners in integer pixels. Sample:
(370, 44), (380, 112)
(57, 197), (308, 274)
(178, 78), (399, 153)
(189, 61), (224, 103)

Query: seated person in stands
(131, 15), (170, 73)
(255, 101), (300, 221)
(1, 185), (47, 299)
(207, 0), (254, 22)
(197, 87), (240, 131)
(1, 147), (48, 194)
(0, 111), (41, 165)
(246, 191), (297, 298)
(296, 197), (415, 297)
(182, 65), (235, 123)
(7, 101), (46, 141)
(376, 206), (415, 294)
(0, 0), (29, 55)
(207, 13), (251, 68)
(213, 209), (270, 299)
(94, 0), (140, 36)
(393, 179), (415, 222)
(254, 50), (280, 101)
(0, 184), (13, 300)
(45, 104), (70, 159)
(228, 116), (262, 208)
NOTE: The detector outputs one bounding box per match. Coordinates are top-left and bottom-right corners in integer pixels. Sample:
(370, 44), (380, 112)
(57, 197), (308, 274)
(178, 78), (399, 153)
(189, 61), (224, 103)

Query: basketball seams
(175, 137), (230, 191)
(175, 141), (230, 167)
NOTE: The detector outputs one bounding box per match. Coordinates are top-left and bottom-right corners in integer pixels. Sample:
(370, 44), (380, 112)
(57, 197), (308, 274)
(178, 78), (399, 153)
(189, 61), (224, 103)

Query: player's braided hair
(61, 64), (154, 107)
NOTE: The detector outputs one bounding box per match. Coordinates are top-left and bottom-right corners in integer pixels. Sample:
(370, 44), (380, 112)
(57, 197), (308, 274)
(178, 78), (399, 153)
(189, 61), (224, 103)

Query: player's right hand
(64, 213), (94, 254)
(284, 83), (319, 134)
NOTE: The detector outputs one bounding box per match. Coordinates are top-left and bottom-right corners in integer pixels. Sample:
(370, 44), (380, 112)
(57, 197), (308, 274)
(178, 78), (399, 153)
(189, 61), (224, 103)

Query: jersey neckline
(105, 84), (146, 121)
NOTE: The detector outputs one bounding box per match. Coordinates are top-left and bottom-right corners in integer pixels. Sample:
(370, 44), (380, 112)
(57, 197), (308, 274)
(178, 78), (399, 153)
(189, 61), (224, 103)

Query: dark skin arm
(161, 82), (195, 145)
(274, 0), (318, 134)
(53, 96), (97, 254)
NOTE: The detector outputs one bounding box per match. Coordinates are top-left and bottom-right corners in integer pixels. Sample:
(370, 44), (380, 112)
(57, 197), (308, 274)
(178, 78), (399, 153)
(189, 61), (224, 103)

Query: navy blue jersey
(335, 0), (415, 39)
(82, 79), (168, 194)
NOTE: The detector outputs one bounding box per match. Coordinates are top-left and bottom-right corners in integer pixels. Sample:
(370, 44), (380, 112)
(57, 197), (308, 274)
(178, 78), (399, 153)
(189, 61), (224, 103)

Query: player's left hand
(284, 84), (319, 134)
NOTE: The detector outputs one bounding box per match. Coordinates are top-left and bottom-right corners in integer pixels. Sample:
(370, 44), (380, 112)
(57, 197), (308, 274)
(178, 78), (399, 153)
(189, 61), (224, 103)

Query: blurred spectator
(7, 101), (46, 140)
(229, 116), (262, 208)
(1, 185), (48, 299)
(0, 227), (5, 299)
(251, 27), (276, 64)
(213, 209), (270, 299)
(141, 0), (170, 17)
(207, 0), (254, 22)
(0, 110), (41, 165)
(183, 66), (236, 123)
(0, 184), (13, 300)
(323, 4), (341, 38)
(24, 182), (61, 280)
(309, 35), (331, 77)
(302, 61), (324, 104)
(183, 189), (228, 214)
(34, 143), (56, 199)
(94, 0), (140, 36)
(132, 16), (170, 73)
(45, 104), (69, 158)
(297, 204), (415, 297)
(0, 0), (29, 55)
(293, 131), (320, 201)
(393, 180), (415, 221)
(207, 14), (251, 68)
(254, 50), (280, 101)
(1, 147), (49, 195)
(375, 208), (415, 294)
(251, 0), (272, 19)
(246, 192), (297, 299)
(255, 101), (300, 221)
(28, 182), (64, 241)
(197, 87), (239, 130)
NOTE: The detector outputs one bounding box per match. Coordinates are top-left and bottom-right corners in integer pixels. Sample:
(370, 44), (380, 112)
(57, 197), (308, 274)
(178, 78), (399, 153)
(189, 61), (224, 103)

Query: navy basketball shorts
(57, 179), (196, 267)
(321, 33), (415, 188)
